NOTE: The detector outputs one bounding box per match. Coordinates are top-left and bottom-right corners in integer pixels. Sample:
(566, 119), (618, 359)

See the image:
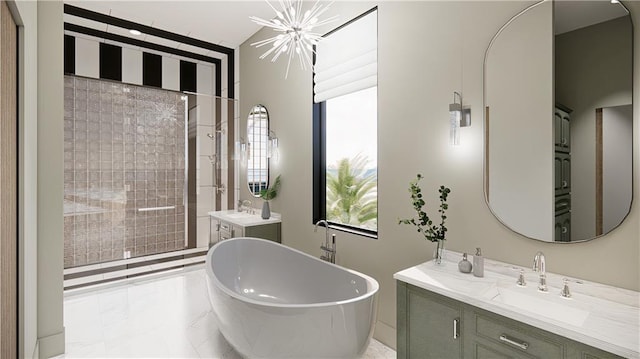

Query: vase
(433, 239), (445, 264)
(261, 201), (271, 219)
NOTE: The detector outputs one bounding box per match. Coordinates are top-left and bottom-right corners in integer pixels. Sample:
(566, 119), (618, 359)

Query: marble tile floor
(55, 265), (396, 358)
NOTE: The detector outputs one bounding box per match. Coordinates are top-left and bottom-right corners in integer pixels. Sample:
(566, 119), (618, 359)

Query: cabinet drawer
(474, 313), (564, 358)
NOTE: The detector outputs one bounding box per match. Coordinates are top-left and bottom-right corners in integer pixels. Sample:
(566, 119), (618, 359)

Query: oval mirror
(484, 0), (633, 243)
(247, 104), (269, 197)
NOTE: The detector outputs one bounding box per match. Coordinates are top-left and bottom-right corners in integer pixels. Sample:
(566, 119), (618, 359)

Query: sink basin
(224, 212), (255, 219)
(484, 285), (590, 327)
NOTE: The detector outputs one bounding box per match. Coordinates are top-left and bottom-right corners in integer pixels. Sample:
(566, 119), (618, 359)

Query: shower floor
(57, 265), (396, 358)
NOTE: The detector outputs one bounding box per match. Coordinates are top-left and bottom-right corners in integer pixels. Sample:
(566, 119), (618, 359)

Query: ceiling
(64, 1), (630, 56)
(64, 1), (276, 50)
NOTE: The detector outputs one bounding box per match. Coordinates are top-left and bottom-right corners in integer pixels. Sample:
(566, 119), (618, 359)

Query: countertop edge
(208, 210), (282, 227)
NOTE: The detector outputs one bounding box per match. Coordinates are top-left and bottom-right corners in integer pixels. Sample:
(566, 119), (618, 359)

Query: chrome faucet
(241, 200), (253, 214)
(533, 251), (548, 292)
(315, 220), (336, 264)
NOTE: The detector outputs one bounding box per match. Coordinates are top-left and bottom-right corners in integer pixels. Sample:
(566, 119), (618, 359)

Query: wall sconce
(267, 130), (279, 161)
(234, 137), (249, 164)
(449, 91), (471, 146)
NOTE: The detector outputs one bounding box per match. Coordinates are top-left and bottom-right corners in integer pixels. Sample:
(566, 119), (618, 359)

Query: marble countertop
(208, 210), (281, 227)
(394, 252), (639, 358)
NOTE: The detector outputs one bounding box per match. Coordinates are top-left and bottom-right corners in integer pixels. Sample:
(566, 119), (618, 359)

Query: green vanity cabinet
(397, 281), (463, 358)
(397, 281), (623, 359)
(209, 211), (282, 247)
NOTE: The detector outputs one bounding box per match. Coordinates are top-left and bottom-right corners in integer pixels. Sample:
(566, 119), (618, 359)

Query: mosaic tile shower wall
(64, 76), (187, 268)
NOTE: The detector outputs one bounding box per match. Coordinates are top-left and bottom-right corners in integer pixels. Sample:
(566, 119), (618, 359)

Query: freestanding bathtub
(205, 237), (379, 358)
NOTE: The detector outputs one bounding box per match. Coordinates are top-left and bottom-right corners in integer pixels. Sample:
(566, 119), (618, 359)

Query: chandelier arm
(251, 36), (279, 48)
(270, 39), (291, 62)
(302, 2), (334, 26)
(258, 41), (285, 60)
(299, 38), (314, 69)
(248, 16), (278, 28)
(311, 15), (339, 28)
(279, 0), (295, 25)
(284, 43), (295, 78)
(263, 0), (281, 17)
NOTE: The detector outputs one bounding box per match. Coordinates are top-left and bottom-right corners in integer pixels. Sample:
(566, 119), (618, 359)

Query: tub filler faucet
(315, 220), (336, 264)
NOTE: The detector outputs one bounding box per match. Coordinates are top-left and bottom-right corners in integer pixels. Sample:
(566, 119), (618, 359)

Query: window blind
(313, 10), (377, 103)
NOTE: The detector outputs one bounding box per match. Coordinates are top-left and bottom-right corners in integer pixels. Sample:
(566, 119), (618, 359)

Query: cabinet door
(554, 206), (571, 242)
(554, 111), (563, 150)
(245, 223), (281, 243)
(555, 107), (571, 152)
(561, 154), (571, 193)
(554, 155), (563, 195)
(555, 211), (571, 242)
(561, 114), (571, 150)
(561, 213), (571, 242)
(554, 152), (571, 196)
(209, 217), (219, 247)
(397, 282), (463, 358)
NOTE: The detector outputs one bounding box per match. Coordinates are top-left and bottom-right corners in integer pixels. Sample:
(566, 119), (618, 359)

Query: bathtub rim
(205, 237), (380, 309)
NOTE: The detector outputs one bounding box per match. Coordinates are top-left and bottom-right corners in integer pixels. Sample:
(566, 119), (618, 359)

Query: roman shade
(313, 10), (377, 103)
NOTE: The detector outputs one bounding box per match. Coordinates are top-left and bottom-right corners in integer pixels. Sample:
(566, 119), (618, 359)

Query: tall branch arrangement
(398, 174), (451, 242)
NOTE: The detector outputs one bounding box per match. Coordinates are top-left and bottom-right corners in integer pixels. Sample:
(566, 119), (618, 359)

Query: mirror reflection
(247, 104), (269, 197)
(484, 0), (633, 243)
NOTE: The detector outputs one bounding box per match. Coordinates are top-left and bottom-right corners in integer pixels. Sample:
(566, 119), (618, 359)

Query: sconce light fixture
(267, 130), (279, 161)
(235, 137), (249, 164)
(449, 91), (471, 146)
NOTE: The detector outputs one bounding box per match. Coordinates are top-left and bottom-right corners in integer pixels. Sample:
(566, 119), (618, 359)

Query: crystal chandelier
(250, 0), (337, 78)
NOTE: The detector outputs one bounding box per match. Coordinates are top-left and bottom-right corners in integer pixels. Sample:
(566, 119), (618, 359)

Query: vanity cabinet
(208, 211), (281, 247)
(397, 282), (622, 359)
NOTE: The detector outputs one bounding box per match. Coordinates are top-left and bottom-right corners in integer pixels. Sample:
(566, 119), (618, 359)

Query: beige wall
(240, 0), (640, 350)
(37, 1), (65, 357)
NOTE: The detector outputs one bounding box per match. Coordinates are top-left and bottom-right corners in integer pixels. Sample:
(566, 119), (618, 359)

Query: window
(313, 8), (378, 237)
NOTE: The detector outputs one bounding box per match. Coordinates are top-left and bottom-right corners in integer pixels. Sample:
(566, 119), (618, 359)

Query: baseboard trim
(373, 320), (396, 350)
(37, 329), (65, 359)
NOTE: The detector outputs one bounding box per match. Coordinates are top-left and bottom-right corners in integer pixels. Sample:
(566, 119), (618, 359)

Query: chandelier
(250, 0), (337, 78)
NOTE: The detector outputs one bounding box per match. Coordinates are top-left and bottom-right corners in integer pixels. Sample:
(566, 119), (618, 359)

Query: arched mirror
(484, 0), (633, 243)
(247, 104), (269, 197)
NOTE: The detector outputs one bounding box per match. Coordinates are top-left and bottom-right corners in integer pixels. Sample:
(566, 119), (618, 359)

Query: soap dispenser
(473, 248), (484, 277)
(458, 253), (473, 273)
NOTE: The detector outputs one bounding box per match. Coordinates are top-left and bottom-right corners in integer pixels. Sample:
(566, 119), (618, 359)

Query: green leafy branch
(259, 175), (281, 201)
(398, 174), (451, 243)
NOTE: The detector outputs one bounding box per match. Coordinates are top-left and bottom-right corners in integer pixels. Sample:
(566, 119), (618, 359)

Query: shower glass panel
(63, 76), (188, 268)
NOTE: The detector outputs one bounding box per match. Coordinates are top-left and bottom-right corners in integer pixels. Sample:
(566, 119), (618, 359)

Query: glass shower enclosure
(63, 76), (188, 268)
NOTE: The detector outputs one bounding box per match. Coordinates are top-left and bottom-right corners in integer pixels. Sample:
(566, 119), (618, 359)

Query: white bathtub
(205, 237), (379, 358)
